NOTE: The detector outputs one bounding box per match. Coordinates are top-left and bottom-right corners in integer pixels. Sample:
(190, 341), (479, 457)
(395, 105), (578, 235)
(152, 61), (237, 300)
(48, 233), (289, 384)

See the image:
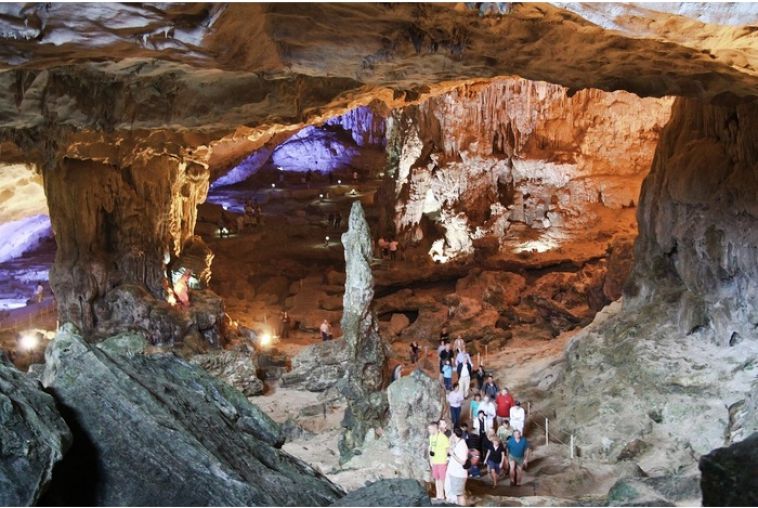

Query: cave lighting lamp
(337, 179), (342, 185)
(271, 183), (276, 188)
(19, 332), (39, 352)
(260, 333), (272, 347)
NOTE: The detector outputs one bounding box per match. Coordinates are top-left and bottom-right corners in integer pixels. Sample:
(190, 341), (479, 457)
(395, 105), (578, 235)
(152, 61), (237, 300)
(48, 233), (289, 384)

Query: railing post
(570, 434), (574, 459)
(545, 417), (549, 447)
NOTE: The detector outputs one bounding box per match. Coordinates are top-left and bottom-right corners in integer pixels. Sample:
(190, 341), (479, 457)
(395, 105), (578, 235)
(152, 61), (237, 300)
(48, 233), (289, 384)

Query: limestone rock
(699, 432), (758, 507)
(606, 475), (700, 506)
(338, 201), (388, 461)
(280, 339), (350, 392)
(189, 349), (264, 397)
(0, 358), (71, 506)
(386, 369), (446, 483)
(388, 313), (411, 336)
(630, 98), (758, 344)
(331, 479), (431, 507)
(40, 325), (343, 506)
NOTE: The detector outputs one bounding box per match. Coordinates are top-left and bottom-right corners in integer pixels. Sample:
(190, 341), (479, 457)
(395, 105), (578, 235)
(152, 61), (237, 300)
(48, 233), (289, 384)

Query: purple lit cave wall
(212, 106), (386, 188)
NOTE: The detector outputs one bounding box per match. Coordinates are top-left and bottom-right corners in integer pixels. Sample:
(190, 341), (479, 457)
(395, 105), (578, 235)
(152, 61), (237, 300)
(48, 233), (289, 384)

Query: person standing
(446, 427), (470, 506)
(479, 395), (497, 428)
(440, 325), (450, 343)
(472, 410), (492, 455)
(447, 384), (464, 428)
(453, 335), (465, 354)
(506, 430), (530, 486)
(389, 239), (399, 261)
(280, 311), (291, 339)
(428, 421), (449, 501)
(469, 392), (482, 424)
(320, 319), (332, 341)
(482, 375), (499, 400)
(410, 341), (420, 363)
(458, 360), (472, 399)
(509, 400), (526, 434)
(455, 348), (472, 377)
(33, 283), (44, 303)
(475, 364), (486, 390)
(442, 360), (453, 391)
(495, 387), (514, 426)
(484, 436), (507, 488)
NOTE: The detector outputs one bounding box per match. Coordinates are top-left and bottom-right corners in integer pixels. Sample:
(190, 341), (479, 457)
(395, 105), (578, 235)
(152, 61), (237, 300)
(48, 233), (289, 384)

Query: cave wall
(630, 97), (758, 344)
(386, 78), (673, 261)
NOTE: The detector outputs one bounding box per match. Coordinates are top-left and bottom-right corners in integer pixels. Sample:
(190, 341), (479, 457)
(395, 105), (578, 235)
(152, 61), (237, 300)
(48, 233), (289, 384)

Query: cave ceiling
(0, 2), (756, 173)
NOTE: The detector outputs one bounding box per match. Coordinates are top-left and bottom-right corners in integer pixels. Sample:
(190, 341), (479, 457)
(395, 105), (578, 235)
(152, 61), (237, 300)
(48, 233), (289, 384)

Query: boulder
(40, 325), (344, 506)
(280, 339), (350, 392)
(700, 432), (758, 507)
(0, 358), (71, 506)
(189, 349), (265, 397)
(386, 369), (446, 482)
(331, 479), (431, 507)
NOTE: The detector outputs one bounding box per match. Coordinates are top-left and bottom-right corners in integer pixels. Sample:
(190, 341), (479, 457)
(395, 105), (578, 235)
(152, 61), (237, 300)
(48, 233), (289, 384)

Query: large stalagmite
(338, 201), (388, 462)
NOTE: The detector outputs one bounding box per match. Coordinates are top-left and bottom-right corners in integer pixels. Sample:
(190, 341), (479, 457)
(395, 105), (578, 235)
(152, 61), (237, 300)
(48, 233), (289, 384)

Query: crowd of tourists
(424, 331), (531, 505)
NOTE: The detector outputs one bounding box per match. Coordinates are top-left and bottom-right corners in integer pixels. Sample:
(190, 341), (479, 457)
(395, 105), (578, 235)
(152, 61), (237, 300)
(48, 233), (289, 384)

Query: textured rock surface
(338, 201), (388, 461)
(331, 479), (431, 507)
(0, 357), (71, 506)
(606, 475), (700, 506)
(630, 98), (758, 344)
(280, 339), (350, 392)
(385, 369), (446, 483)
(386, 78), (672, 262)
(40, 325), (343, 506)
(699, 432), (758, 507)
(188, 349), (264, 397)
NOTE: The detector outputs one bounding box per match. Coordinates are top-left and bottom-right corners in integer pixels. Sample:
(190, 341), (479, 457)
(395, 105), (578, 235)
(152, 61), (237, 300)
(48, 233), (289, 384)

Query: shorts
(432, 463), (448, 480)
(510, 455), (525, 467)
(448, 475), (467, 496)
(486, 460), (501, 474)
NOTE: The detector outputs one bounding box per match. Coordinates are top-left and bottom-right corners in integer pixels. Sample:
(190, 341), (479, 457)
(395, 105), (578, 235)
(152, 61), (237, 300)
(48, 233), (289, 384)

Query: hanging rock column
(338, 201), (389, 462)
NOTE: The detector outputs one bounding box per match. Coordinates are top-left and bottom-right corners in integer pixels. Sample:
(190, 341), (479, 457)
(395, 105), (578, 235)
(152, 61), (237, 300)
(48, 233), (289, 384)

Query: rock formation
(280, 339), (350, 392)
(40, 325), (343, 506)
(338, 201), (388, 462)
(330, 479), (431, 507)
(188, 348), (264, 397)
(629, 98), (758, 344)
(554, 97), (758, 476)
(385, 369), (446, 482)
(0, 357), (71, 506)
(699, 432), (758, 507)
(386, 78), (672, 262)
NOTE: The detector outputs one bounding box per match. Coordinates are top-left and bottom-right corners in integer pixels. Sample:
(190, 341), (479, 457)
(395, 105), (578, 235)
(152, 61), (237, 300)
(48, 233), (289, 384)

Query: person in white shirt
(458, 361), (471, 399)
(447, 384), (465, 428)
(509, 400), (526, 434)
(446, 427), (469, 506)
(479, 395), (497, 427)
(319, 320), (332, 341)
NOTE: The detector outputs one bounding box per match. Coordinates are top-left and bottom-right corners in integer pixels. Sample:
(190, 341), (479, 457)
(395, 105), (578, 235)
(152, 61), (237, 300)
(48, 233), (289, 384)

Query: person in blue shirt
(506, 430), (530, 486)
(442, 360), (453, 391)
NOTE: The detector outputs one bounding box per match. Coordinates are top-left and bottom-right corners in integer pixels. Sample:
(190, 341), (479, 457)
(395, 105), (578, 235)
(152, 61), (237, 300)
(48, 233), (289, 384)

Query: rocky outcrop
(280, 339), (350, 392)
(40, 325), (343, 506)
(338, 201), (388, 462)
(385, 369), (446, 482)
(188, 349), (264, 397)
(606, 475), (700, 506)
(331, 479), (431, 507)
(629, 98), (758, 344)
(699, 432), (758, 507)
(0, 357), (71, 506)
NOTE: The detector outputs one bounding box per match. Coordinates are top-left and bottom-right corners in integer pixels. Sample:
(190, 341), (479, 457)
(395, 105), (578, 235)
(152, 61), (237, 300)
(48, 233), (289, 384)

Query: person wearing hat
(509, 400), (526, 434)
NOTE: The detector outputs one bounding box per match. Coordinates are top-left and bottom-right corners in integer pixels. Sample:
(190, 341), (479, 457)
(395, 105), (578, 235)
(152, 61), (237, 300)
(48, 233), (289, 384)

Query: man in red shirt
(495, 387), (515, 426)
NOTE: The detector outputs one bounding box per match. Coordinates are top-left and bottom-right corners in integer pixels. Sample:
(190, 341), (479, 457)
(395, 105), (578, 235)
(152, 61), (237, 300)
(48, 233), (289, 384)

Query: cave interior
(0, 2), (756, 507)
